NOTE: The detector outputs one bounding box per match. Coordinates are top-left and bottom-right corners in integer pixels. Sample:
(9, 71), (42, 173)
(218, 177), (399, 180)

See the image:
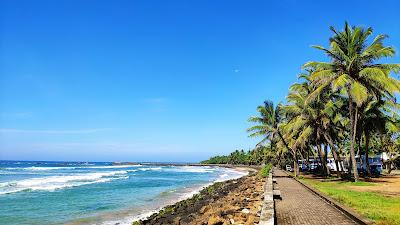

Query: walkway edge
(288, 173), (374, 225)
(259, 170), (274, 225)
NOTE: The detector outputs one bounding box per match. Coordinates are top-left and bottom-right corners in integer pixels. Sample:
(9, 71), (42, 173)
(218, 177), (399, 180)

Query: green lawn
(301, 179), (400, 225)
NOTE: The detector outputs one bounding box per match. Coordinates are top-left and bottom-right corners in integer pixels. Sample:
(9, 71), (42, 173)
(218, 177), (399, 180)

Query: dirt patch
(301, 173), (400, 197)
(349, 175), (400, 197)
(134, 172), (264, 225)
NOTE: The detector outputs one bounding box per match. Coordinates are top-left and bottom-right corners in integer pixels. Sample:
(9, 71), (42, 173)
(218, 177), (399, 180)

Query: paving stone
(274, 170), (357, 225)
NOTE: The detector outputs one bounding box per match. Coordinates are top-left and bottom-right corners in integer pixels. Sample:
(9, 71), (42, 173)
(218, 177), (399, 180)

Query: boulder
(241, 208), (250, 214)
(207, 216), (225, 225)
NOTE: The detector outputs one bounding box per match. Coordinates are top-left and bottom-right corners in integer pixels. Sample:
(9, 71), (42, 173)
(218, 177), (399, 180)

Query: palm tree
(283, 73), (333, 177)
(380, 132), (400, 174)
(304, 22), (400, 181)
(247, 100), (291, 152)
(375, 102), (400, 174)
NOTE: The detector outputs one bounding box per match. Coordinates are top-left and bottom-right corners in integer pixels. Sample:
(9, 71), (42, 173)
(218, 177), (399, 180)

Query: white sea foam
(165, 166), (216, 173)
(138, 167), (162, 171)
(100, 210), (158, 225)
(2, 166), (73, 171)
(1, 164), (141, 171)
(219, 173), (229, 179)
(86, 165), (141, 169)
(0, 171), (128, 195)
(27, 166), (72, 171)
(217, 169), (248, 182)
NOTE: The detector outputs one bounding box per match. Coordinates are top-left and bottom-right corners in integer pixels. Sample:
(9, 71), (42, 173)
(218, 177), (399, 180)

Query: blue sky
(1, 0), (399, 162)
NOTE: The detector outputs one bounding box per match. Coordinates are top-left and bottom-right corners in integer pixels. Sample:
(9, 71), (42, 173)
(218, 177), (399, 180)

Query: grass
(301, 178), (400, 225)
(259, 163), (272, 178)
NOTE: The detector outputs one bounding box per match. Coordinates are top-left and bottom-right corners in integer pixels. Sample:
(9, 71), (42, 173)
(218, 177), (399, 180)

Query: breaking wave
(0, 171), (128, 195)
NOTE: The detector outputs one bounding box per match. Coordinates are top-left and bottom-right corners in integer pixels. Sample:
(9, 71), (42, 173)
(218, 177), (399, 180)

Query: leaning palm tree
(283, 73), (333, 177)
(303, 22), (400, 181)
(247, 100), (290, 152)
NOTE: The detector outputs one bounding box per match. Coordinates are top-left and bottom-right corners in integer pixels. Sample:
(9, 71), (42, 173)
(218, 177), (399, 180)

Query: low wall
(259, 171), (274, 225)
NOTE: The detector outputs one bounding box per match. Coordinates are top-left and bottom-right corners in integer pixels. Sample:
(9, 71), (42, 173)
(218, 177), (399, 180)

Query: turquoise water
(0, 161), (246, 225)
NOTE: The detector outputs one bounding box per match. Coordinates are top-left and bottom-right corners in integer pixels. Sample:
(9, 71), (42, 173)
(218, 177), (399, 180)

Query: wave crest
(0, 171), (128, 195)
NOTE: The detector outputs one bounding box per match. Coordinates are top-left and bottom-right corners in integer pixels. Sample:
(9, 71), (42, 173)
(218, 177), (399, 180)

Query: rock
(244, 215), (255, 225)
(232, 199), (241, 205)
(173, 216), (181, 224)
(208, 216), (224, 225)
(241, 208), (250, 214)
(200, 205), (210, 214)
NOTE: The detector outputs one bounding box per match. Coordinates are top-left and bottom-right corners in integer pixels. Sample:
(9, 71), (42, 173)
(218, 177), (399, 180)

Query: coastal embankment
(133, 167), (264, 225)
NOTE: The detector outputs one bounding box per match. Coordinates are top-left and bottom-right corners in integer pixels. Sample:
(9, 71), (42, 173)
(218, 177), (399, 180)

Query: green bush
(259, 163), (272, 177)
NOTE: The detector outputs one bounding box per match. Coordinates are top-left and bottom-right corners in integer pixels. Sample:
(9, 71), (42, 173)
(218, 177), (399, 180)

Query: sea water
(0, 161), (247, 225)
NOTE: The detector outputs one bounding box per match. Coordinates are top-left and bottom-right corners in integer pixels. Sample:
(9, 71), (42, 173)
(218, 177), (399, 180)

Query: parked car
(357, 156), (382, 176)
(299, 163), (309, 171)
(309, 163), (321, 172)
(286, 165), (293, 172)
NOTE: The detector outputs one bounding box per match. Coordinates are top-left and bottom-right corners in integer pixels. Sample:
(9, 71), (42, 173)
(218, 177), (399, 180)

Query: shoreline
(1, 162), (259, 225)
(68, 165), (253, 225)
(131, 166), (262, 225)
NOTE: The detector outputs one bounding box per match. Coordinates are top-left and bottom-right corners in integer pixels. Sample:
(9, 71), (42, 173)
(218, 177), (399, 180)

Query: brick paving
(274, 170), (358, 225)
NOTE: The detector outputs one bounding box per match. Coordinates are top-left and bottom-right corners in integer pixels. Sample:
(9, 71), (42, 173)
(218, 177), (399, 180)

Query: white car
(286, 165), (293, 171)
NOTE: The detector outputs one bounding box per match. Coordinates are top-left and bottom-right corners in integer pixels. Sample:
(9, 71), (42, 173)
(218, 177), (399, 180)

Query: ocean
(0, 160), (247, 225)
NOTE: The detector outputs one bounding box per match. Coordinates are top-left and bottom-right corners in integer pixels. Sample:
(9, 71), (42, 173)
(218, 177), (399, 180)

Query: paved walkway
(274, 170), (358, 225)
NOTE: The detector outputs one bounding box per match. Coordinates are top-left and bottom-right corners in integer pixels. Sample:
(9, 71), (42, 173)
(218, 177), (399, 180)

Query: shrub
(259, 163), (272, 177)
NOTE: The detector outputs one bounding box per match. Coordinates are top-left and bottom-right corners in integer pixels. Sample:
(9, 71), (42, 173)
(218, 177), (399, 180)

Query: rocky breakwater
(133, 171), (265, 225)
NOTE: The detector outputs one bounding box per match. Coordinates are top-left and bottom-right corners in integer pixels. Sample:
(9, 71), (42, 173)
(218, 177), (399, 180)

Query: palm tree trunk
(388, 159), (393, 174)
(277, 129), (291, 151)
(323, 133), (342, 178)
(337, 145), (345, 173)
(365, 133), (371, 177)
(349, 98), (360, 181)
(316, 144), (327, 176)
(306, 149), (310, 171)
(332, 149), (342, 178)
(324, 145), (330, 176)
(293, 150), (299, 177)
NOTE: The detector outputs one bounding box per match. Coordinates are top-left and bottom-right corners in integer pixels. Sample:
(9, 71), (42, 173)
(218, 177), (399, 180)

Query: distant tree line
(201, 146), (278, 165)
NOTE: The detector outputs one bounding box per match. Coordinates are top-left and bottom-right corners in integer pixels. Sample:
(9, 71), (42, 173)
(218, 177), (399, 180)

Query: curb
(285, 172), (374, 225)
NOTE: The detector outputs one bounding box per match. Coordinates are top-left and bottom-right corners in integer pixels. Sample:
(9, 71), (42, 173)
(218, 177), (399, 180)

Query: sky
(1, 0), (400, 162)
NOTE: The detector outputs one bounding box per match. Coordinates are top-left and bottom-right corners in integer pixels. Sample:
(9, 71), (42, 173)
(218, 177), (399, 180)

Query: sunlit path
(274, 170), (358, 225)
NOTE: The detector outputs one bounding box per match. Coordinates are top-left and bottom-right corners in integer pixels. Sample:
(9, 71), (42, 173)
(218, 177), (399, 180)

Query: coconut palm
(283, 73), (333, 176)
(247, 100), (291, 153)
(303, 22), (400, 180)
